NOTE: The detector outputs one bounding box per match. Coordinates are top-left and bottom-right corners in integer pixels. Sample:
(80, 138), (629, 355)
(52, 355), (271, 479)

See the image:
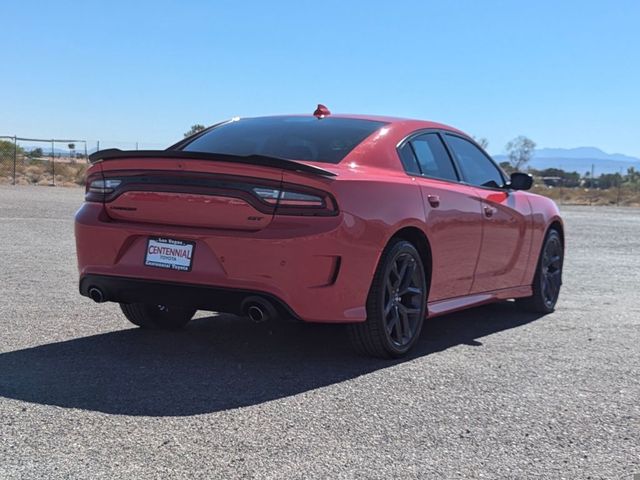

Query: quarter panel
(330, 172), (428, 283)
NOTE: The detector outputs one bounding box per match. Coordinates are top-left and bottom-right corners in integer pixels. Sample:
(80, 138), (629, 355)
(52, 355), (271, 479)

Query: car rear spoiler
(88, 149), (338, 177)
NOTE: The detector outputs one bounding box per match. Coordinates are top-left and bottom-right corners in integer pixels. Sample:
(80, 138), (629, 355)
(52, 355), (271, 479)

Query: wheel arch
(389, 226), (433, 300)
(548, 218), (565, 247)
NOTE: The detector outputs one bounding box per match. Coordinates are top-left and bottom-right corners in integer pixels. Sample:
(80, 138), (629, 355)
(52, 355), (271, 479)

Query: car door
(398, 132), (483, 301)
(443, 134), (533, 293)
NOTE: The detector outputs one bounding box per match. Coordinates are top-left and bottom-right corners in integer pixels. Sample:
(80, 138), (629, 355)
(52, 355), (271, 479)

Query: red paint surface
(75, 115), (562, 323)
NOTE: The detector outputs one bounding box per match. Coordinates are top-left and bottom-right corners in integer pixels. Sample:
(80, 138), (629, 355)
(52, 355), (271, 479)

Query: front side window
(180, 116), (388, 164)
(409, 133), (458, 182)
(445, 135), (505, 188)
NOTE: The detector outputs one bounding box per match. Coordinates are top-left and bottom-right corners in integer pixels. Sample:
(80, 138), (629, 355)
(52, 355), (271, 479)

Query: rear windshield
(180, 116), (387, 164)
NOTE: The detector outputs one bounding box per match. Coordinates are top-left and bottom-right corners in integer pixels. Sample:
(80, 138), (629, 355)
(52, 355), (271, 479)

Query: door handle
(483, 206), (496, 218)
(427, 195), (440, 208)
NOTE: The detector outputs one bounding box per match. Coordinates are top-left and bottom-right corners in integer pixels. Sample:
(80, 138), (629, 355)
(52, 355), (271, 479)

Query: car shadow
(0, 302), (544, 416)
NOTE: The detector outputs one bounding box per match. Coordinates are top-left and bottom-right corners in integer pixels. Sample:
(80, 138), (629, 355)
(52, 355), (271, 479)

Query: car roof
(329, 113), (449, 125)
(238, 113), (468, 136)
(204, 114), (473, 171)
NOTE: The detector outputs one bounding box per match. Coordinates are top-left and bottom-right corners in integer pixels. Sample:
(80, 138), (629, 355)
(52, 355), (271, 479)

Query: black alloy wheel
(383, 252), (425, 348)
(349, 239), (427, 358)
(540, 233), (563, 309)
(518, 229), (563, 313)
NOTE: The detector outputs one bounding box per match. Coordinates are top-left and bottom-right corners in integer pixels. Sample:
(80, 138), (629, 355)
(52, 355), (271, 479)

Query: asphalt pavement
(0, 185), (638, 479)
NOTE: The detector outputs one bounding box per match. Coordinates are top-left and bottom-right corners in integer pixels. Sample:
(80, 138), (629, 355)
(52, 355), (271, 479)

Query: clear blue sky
(2, 0), (639, 156)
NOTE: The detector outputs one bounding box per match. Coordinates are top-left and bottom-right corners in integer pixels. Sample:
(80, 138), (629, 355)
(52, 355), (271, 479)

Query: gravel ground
(0, 185), (638, 479)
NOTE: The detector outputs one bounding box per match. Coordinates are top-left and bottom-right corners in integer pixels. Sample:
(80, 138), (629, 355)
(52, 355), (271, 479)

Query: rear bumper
(75, 202), (385, 323)
(79, 274), (300, 320)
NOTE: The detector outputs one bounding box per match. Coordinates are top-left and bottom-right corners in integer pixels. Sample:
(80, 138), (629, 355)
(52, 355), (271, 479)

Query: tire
(348, 239), (427, 358)
(517, 229), (564, 313)
(119, 303), (196, 330)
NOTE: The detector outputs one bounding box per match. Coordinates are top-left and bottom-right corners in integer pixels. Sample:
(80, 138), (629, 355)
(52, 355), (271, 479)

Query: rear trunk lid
(89, 150), (336, 231)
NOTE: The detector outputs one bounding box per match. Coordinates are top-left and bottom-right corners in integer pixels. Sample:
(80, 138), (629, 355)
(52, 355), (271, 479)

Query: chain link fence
(0, 137), (166, 186)
(92, 140), (167, 152)
(0, 136), (88, 186)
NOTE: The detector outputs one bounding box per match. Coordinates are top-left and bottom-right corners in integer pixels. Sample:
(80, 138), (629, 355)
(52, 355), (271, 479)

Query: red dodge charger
(75, 107), (564, 358)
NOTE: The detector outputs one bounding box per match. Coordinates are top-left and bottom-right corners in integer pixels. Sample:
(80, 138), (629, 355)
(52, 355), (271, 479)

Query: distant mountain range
(494, 147), (640, 175)
(18, 144), (87, 156)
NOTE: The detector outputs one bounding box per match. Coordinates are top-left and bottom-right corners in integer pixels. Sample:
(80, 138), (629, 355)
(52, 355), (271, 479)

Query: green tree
(626, 167), (640, 191)
(538, 168), (565, 177)
(473, 136), (489, 149)
(563, 171), (580, 188)
(0, 139), (24, 157)
(598, 173), (622, 189)
(184, 124), (206, 137)
(505, 136), (536, 171)
(499, 161), (515, 174)
(582, 171), (596, 188)
(28, 147), (44, 158)
(537, 168), (580, 187)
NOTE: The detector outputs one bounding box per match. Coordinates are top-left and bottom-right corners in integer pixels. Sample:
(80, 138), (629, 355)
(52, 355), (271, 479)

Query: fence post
(13, 135), (17, 185)
(51, 139), (55, 186)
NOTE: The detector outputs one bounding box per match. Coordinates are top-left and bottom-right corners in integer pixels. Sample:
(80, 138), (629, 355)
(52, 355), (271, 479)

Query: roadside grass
(531, 185), (640, 207)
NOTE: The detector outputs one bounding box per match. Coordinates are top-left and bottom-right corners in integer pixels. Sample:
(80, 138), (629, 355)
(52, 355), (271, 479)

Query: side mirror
(508, 172), (533, 191)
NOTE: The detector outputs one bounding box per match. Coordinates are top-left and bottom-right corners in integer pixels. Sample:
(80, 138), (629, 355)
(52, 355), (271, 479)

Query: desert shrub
(1, 159), (87, 186)
(24, 165), (46, 184)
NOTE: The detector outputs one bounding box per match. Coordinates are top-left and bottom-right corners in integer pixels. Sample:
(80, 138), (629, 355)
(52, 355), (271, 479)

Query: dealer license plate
(144, 237), (195, 272)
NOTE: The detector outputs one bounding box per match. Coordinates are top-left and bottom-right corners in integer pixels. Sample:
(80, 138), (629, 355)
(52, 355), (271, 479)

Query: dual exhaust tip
(87, 287), (277, 322)
(241, 296), (278, 323)
(88, 287), (105, 303)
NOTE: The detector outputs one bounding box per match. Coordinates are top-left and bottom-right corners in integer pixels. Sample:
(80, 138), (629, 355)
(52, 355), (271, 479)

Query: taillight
(89, 178), (122, 193)
(85, 174), (122, 202)
(83, 172), (338, 216)
(252, 186), (336, 216)
(251, 187), (280, 205)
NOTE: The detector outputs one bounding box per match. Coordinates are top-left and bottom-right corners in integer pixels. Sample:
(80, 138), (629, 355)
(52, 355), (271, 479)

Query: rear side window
(180, 116), (387, 164)
(445, 135), (505, 188)
(407, 133), (458, 182)
(398, 143), (421, 175)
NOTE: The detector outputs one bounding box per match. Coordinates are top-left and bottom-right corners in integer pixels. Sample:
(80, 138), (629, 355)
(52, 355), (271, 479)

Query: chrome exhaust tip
(88, 287), (105, 303)
(247, 305), (266, 322)
(241, 296), (277, 322)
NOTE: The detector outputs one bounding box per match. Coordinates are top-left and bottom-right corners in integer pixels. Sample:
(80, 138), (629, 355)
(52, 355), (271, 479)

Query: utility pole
(559, 161), (563, 205)
(616, 166), (623, 206)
